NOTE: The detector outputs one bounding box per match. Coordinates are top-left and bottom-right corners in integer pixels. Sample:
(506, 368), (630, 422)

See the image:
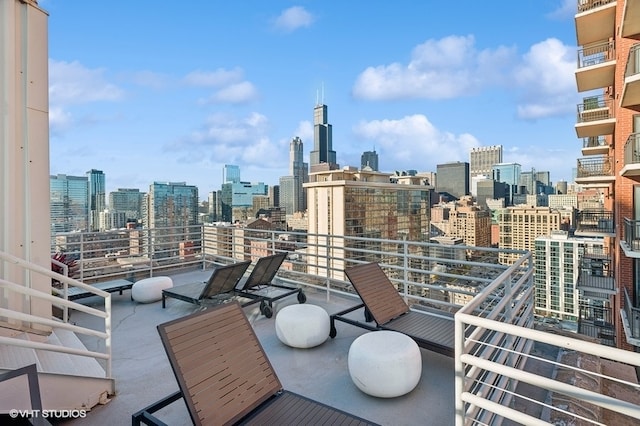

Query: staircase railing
(0, 251), (112, 378)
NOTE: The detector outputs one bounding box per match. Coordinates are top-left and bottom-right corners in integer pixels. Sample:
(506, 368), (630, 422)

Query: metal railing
(623, 133), (640, 166)
(625, 43), (640, 78)
(623, 287), (640, 341)
(0, 251), (113, 378)
(577, 0), (615, 13)
(622, 217), (640, 252)
(576, 156), (614, 179)
(577, 40), (614, 68)
(576, 209), (615, 234)
(2, 223), (636, 424)
(576, 96), (614, 123)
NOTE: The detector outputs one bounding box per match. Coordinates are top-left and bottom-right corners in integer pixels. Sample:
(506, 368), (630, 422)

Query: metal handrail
(0, 251), (112, 378)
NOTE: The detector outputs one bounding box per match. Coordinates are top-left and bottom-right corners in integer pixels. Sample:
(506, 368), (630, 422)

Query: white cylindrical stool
(348, 330), (422, 398)
(275, 304), (330, 348)
(132, 276), (173, 303)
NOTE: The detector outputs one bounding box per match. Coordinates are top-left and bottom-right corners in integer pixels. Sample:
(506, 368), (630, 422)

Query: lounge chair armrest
(131, 390), (183, 426)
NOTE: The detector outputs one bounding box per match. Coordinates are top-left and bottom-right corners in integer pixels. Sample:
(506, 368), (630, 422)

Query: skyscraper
(281, 137), (308, 215)
(87, 169), (106, 231)
(470, 145), (503, 178)
(50, 174), (89, 233)
(310, 103), (337, 171)
(145, 182), (199, 229)
(436, 162), (469, 199)
(361, 149), (379, 171)
(224, 164), (241, 184)
(109, 188), (145, 221)
(492, 162), (522, 205)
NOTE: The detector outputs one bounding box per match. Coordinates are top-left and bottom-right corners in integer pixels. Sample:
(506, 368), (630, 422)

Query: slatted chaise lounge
(329, 262), (455, 357)
(161, 261), (252, 309)
(234, 252), (306, 318)
(131, 301), (379, 426)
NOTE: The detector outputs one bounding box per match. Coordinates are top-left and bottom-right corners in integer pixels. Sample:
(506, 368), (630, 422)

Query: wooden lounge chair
(235, 252), (306, 318)
(329, 262), (455, 357)
(161, 261), (252, 309)
(131, 301), (379, 426)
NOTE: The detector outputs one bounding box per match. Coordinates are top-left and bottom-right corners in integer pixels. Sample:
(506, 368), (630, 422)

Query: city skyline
(46, 1), (580, 198)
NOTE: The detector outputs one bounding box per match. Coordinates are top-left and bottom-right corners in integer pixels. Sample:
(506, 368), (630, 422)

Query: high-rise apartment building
(447, 206), (492, 249)
(145, 182), (199, 229)
(497, 206), (564, 265)
(50, 174), (89, 233)
(87, 169), (106, 231)
(469, 145), (502, 178)
(361, 149), (379, 171)
(280, 137), (308, 215)
(492, 162), (522, 205)
(305, 167), (431, 281)
(436, 162), (469, 199)
(310, 103), (337, 172)
(220, 169), (268, 223)
(109, 188), (144, 222)
(223, 164), (241, 184)
(534, 231), (611, 332)
(573, 0), (640, 349)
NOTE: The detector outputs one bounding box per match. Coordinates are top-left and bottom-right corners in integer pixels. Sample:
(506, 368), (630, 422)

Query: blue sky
(44, 0), (583, 200)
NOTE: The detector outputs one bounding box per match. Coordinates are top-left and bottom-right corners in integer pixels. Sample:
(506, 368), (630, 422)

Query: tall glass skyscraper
(50, 174), (89, 233)
(224, 164), (241, 184)
(310, 104), (337, 169)
(87, 169), (106, 231)
(109, 188), (145, 221)
(492, 162), (522, 205)
(361, 149), (379, 171)
(280, 136), (308, 214)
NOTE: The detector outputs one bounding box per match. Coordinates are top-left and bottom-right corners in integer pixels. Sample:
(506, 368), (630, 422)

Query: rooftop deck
(64, 268), (457, 426)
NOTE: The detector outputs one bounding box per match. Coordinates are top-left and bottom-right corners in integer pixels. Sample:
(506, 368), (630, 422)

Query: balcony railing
(575, 96), (615, 138)
(578, 303), (615, 346)
(575, 209), (614, 235)
(8, 222), (633, 425)
(575, 156), (615, 184)
(621, 43), (640, 108)
(622, 287), (640, 343)
(621, 217), (640, 257)
(576, 41), (615, 92)
(577, 247), (615, 294)
(576, 96), (614, 123)
(582, 135), (608, 156)
(577, 0), (615, 13)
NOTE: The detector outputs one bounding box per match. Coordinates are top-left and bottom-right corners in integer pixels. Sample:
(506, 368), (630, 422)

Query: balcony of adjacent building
(621, 132), (640, 177)
(575, 0), (616, 46)
(578, 302), (616, 347)
(575, 95), (616, 138)
(621, 217), (640, 257)
(622, 287), (640, 347)
(621, 0), (640, 39)
(575, 208), (615, 236)
(575, 41), (616, 92)
(621, 43), (640, 110)
(577, 247), (616, 297)
(582, 135), (609, 156)
(574, 155), (615, 186)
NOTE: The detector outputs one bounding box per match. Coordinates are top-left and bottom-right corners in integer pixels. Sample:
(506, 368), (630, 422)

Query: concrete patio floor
(61, 268), (455, 426)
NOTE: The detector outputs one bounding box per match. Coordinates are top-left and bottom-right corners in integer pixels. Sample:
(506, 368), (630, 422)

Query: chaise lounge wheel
(297, 290), (307, 304)
(260, 300), (273, 318)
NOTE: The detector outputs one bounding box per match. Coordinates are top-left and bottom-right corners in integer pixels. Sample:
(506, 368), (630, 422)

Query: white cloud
(547, 0), (575, 20)
(168, 112), (284, 169)
(352, 35), (515, 100)
(273, 6), (314, 33)
(208, 81), (259, 104)
(49, 59), (124, 105)
(512, 38), (577, 119)
(49, 106), (73, 135)
(183, 68), (244, 87)
(352, 114), (480, 171)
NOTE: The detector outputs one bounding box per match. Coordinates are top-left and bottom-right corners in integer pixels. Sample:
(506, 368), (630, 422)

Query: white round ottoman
(275, 304), (330, 348)
(348, 331), (422, 398)
(132, 276), (173, 303)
